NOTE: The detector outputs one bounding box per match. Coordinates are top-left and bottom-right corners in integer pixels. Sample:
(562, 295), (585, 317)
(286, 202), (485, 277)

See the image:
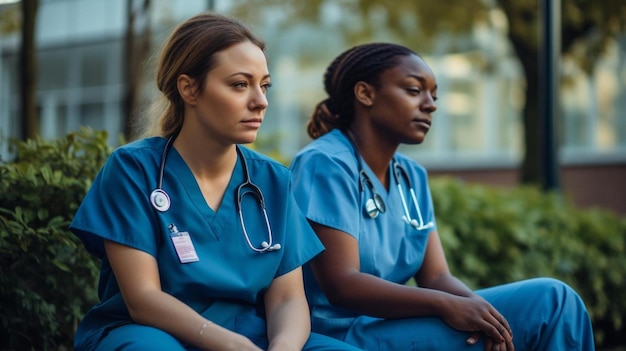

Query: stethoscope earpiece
(261, 241), (281, 251)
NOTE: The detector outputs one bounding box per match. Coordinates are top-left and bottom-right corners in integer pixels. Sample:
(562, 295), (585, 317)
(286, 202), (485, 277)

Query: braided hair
(306, 43), (417, 139)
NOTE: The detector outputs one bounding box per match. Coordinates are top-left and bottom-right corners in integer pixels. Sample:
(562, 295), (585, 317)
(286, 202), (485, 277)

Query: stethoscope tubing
(346, 132), (433, 230)
(151, 135), (279, 252)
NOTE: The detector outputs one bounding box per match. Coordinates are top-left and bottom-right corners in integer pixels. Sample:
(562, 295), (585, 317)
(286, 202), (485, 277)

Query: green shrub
(431, 177), (626, 348)
(0, 128), (111, 351)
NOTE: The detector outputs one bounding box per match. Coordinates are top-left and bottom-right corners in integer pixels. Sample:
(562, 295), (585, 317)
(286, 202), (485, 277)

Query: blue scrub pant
(94, 324), (363, 351)
(314, 278), (594, 351)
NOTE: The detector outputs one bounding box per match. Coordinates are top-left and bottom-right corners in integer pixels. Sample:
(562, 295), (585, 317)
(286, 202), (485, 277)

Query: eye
(261, 82), (272, 93)
(407, 87), (421, 95)
(233, 81), (248, 89)
(432, 95), (438, 102)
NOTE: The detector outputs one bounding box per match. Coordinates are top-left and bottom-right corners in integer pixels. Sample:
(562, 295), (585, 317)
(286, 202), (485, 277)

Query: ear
(354, 81), (375, 107)
(177, 74), (198, 105)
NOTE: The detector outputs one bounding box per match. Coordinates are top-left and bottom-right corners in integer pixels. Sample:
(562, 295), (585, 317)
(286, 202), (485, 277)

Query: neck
(345, 128), (397, 181)
(172, 128), (237, 181)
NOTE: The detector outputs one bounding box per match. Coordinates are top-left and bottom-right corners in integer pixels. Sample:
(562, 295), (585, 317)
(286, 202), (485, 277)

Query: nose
(421, 93), (437, 114)
(249, 86), (269, 111)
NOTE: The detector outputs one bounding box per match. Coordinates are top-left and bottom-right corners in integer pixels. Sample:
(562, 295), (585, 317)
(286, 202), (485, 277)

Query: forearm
(420, 271), (475, 298)
(266, 296), (310, 351)
(328, 271), (455, 319)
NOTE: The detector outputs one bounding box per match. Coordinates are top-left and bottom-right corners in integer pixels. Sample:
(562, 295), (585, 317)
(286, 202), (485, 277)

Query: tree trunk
(123, 0), (151, 140)
(507, 32), (541, 185)
(19, 0), (39, 140)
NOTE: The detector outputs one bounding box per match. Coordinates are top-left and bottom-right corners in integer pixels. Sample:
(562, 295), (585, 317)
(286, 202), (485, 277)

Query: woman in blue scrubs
(70, 12), (360, 351)
(289, 42), (595, 350)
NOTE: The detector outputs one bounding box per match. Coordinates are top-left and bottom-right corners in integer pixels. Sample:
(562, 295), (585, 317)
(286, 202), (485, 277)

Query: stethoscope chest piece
(364, 193), (386, 218)
(150, 189), (171, 212)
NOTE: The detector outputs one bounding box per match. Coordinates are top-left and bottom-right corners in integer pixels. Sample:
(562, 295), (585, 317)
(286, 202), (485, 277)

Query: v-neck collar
(167, 146), (242, 230)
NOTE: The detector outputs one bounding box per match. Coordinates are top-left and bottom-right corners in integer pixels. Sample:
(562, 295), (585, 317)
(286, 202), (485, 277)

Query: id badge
(168, 224), (199, 263)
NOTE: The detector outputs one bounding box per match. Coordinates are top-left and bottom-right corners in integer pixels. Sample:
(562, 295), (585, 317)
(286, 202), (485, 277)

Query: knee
(526, 277), (587, 313)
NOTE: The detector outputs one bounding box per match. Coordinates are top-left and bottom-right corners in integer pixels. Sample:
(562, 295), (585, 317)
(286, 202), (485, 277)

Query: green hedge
(1, 130), (624, 349)
(0, 129), (109, 351)
(431, 177), (626, 348)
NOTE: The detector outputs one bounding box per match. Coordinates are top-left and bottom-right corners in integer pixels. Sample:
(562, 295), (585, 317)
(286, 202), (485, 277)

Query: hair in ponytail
(306, 43), (417, 139)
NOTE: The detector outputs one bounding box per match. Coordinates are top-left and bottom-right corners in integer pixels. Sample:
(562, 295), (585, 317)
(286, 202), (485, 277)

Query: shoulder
(291, 129), (357, 174)
(394, 152), (430, 185)
(98, 137), (165, 179)
(238, 145), (289, 177)
(109, 137), (165, 164)
(394, 152), (427, 173)
(116, 137), (165, 156)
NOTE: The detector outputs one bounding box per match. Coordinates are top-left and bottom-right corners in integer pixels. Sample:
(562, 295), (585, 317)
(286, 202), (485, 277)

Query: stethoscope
(348, 134), (434, 231)
(150, 135), (281, 252)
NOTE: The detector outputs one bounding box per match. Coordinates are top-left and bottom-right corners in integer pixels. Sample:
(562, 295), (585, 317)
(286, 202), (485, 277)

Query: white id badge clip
(168, 224), (199, 263)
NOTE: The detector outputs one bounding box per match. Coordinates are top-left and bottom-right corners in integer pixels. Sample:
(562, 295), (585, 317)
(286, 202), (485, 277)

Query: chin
(237, 134), (259, 145)
(403, 134), (427, 145)
(236, 139), (256, 146)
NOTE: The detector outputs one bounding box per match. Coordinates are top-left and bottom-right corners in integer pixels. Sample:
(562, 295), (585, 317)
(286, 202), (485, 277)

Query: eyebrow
(407, 74), (437, 90)
(227, 72), (271, 80)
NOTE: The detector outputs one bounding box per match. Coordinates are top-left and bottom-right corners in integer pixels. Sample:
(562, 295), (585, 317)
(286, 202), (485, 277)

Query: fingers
(489, 310), (514, 350)
(483, 334), (513, 351)
(484, 338), (494, 351)
(479, 313), (512, 346)
(466, 331), (481, 345)
(469, 332), (510, 351)
(492, 310), (513, 338)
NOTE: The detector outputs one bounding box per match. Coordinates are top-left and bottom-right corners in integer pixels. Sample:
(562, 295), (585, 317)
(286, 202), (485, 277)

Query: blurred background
(0, 0), (625, 215)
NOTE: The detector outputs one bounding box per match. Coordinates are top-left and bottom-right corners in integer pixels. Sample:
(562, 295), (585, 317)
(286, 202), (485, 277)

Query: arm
(308, 223), (513, 349)
(264, 267), (310, 351)
(309, 222), (449, 318)
(105, 240), (261, 351)
(414, 228), (475, 296)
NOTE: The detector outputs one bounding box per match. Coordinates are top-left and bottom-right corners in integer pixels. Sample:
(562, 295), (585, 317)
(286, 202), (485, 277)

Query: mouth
(241, 118), (263, 128)
(412, 118), (431, 130)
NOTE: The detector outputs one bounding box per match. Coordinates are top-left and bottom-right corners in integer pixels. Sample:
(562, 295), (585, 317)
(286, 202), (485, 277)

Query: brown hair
(307, 43), (416, 139)
(139, 12), (265, 138)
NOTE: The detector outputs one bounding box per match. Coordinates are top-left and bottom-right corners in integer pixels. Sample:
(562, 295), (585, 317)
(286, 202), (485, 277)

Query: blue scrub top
(290, 129), (436, 320)
(70, 137), (324, 350)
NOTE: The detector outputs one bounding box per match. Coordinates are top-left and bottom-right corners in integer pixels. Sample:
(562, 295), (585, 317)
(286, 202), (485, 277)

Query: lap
(342, 315), (475, 351)
(95, 323), (187, 351)
(319, 278), (580, 351)
(304, 332), (364, 350)
(94, 322), (362, 351)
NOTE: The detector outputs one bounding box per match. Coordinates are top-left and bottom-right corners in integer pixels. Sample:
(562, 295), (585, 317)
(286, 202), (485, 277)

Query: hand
(441, 295), (514, 351)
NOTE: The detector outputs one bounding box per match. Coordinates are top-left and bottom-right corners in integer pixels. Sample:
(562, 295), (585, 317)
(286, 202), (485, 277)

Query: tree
(231, 0), (626, 186)
(497, 0), (625, 184)
(19, 0), (39, 140)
